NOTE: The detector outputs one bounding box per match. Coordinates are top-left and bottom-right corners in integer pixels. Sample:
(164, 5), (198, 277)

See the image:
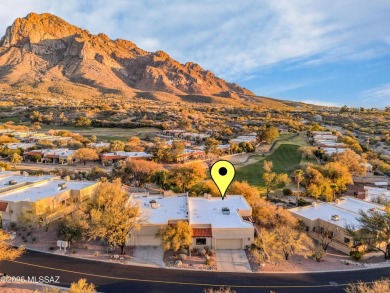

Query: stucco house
(127, 193), (254, 249)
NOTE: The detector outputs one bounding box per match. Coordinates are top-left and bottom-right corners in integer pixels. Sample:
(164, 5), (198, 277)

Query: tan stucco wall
(212, 227), (254, 249)
(127, 225), (161, 246)
(1, 182), (99, 228)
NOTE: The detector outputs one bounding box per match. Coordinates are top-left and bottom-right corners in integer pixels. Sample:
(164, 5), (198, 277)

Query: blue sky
(1, 1), (389, 108)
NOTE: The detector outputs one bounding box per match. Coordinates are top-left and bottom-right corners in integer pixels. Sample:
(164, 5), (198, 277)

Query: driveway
(130, 246), (165, 268)
(216, 249), (252, 273)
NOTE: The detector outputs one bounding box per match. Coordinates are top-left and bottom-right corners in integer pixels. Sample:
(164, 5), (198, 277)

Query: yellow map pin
(210, 160), (236, 200)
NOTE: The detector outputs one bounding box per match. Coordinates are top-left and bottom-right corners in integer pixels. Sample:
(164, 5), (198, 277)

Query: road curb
(21, 248), (390, 274)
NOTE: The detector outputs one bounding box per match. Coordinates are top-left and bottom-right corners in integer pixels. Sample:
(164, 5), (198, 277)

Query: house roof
(0, 179), (98, 202)
(188, 196), (253, 228)
(290, 197), (384, 229)
(132, 194), (253, 229)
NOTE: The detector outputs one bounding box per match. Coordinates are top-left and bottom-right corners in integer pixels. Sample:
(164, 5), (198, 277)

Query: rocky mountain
(0, 13), (253, 99)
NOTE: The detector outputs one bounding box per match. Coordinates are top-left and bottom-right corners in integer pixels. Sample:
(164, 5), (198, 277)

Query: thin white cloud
(301, 100), (342, 107)
(359, 83), (390, 108)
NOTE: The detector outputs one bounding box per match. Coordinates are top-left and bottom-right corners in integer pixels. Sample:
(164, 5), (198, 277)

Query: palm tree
(330, 183), (338, 201)
(294, 169), (304, 206)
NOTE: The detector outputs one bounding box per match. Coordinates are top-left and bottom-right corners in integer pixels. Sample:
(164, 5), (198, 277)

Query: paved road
(3, 250), (390, 293)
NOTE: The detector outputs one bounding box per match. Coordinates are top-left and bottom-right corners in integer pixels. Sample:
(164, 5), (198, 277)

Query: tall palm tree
(330, 183), (338, 201)
(294, 169), (304, 206)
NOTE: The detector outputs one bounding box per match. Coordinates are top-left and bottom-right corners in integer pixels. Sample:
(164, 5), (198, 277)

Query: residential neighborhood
(0, 2), (390, 293)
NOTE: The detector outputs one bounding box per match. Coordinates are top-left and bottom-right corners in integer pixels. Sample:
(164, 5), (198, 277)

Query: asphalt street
(2, 250), (390, 293)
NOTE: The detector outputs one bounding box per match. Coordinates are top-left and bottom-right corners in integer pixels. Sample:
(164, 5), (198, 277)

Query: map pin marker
(210, 160), (236, 200)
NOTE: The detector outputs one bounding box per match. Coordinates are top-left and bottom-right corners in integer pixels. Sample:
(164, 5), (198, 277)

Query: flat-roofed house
(127, 194), (254, 249)
(289, 197), (384, 253)
(188, 195), (254, 249)
(0, 171), (99, 228)
(100, 151), (153, 166)
(23, 149), (75, 164)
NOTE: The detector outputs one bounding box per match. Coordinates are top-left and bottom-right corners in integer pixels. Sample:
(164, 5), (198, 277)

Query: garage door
(137, 235), (160, 246)
(216, 239), (242, 249)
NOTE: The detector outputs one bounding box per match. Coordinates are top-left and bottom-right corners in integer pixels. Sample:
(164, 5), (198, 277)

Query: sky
(0, 1), (389, 108)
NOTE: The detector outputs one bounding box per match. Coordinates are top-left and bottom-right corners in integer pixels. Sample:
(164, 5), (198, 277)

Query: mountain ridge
(0, 12), (254, 99)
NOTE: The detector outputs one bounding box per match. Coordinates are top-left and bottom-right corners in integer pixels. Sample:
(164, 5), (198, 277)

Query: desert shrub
(200, 248), (207, 256)
(9, 222), (17, 229)
(205, 255), (211, 265)
(350, 250), (364, 261)
(179, 248), (188, 255)
(311, 246), (326, 262)
(209, 249), (216, 256)
(178, 254), (187, 261)
(283, 188), (293, 196)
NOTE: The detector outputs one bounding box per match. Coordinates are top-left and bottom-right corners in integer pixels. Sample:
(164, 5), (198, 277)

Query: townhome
(100, 151), (153, 166)
(23, 148), (75, 164)
(127, 193), (254, 249)
(0, 171), (99, 228)
(289, 197), (385, 253)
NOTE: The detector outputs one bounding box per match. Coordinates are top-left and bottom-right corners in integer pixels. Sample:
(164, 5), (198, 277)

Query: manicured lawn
(0, 116), (20, 123)
(235, 144), (302, 189)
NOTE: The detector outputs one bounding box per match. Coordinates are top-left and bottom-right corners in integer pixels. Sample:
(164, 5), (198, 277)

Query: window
(344, 237), (351, 244)
(196, 238), (206, 245)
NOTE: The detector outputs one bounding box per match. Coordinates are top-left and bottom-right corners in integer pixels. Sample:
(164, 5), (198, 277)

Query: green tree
(0, 229), (25, 265)
(10, 152), (23, 168)
(331, 149), (366, 175)
(168, 163), (206, 192)
(170, 141), (185, 163)
(262, 161), (290, 198)
(109, 140), (125, 152)
(150, 138), (168, 163)
(190, 180), (220, 197)
(88, 179), (145, 254)
(30, 111), (44, 122)
(293, 169), (304, 204)
(346, 209), (390, 259)
(258, 126), (279, 143)
(112, 159), (163, 187)
(126, 136), (144, 152)
(74, 116), (91, 127)
(57, 210), (89, 243)
(253, 218), (313, 261)
(74, 148), (99, 165)
(158, 221), (193, 254)
(227, 181), (259, 206)
(204, 137), (220, 155)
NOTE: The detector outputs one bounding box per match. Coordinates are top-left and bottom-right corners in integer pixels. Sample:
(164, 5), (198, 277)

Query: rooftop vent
(222, 207), (230, 215)
(149, 199), (160, 209)
(58, 183), (67, 190)
(331, 215), (340, 221)
(9, 180), (17, 185)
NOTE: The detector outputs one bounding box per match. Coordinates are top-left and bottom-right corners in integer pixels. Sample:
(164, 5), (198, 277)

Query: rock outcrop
(0, 13), (253, 97)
